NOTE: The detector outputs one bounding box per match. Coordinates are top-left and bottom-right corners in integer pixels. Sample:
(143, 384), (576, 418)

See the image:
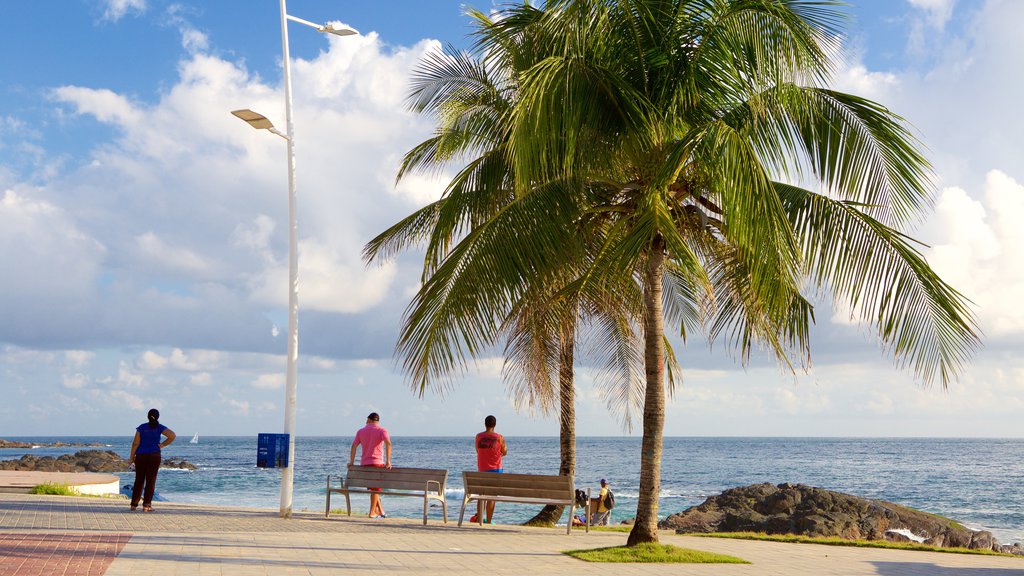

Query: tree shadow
(871, 561), (1024, 575)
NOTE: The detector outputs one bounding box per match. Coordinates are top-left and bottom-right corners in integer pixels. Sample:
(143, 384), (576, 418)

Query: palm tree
(368, 0), (978, 548)
(501, 0), (979, 545)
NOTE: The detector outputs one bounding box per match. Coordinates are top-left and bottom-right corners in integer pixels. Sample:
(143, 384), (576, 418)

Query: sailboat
(190, 433), (199, 444)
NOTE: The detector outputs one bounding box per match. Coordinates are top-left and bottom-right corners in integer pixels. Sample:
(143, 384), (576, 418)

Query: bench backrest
(345, 466), (447, 492)
(462, 471), (573, 502)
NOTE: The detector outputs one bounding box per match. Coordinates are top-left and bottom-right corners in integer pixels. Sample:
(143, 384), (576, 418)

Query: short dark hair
(484, 415), (496, 428)
(367, 412), (380, 422)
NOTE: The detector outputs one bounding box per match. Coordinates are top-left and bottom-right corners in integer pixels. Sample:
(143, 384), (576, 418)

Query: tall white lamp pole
(232, 0), (356, 519)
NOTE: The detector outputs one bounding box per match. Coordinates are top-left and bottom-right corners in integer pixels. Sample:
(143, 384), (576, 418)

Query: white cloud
(62, 373), (91, 390)
(907, 0), (955, 30)
(134, 232), (213, 276)
(925, 171), (1024, 336)
(101, 0), (146, 22)
(4, 28), (439, 355)
(51, 87), (142, 126)
(223, 397), (250, 416)
(64, 351), (94, 368)
(106, 389), (146, 411)
(251, 373), (284, 390)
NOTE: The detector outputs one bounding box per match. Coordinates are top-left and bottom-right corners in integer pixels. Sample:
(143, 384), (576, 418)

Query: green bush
(29, 483), (77, 496)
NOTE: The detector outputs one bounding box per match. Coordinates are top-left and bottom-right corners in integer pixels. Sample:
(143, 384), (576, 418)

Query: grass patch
(30, 483), (77, 496)
(569, 524), (632, 533)
(565, 543), (748, 564)
(686, 532), (1019, 558)
(328, 508), (368, 516)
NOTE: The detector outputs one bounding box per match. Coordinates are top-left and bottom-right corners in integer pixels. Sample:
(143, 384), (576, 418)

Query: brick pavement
(2, 493), (1023, 575)
(0, 532), (130, 576)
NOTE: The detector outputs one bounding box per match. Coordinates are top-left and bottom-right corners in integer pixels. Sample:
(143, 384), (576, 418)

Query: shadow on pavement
(871, 561), (1024, 575)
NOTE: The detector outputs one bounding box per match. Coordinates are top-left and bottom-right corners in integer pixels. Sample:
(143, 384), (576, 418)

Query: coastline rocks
(661, 483), (1012, 553)
(0, 439), (107, 449)
(0, 450), (197, 472)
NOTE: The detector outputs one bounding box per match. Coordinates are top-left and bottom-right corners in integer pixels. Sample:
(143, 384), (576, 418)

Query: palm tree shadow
(871, 561), (1024, 575)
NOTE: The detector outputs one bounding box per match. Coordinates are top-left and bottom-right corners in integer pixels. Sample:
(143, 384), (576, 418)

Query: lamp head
(319, 23), (357, 36)
(231, 109), (274, 130)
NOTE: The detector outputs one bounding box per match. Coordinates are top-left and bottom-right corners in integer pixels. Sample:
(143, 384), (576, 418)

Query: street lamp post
(232, 0), (356, 519)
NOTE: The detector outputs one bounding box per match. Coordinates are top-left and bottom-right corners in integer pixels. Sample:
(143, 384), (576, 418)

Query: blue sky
(2, 0), (1022, 438)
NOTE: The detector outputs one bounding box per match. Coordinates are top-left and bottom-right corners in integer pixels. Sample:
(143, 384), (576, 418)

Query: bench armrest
(425, 480), (443, 495)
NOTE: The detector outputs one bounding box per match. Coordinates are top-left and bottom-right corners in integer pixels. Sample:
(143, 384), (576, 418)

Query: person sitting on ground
(348, 412), (392, 519)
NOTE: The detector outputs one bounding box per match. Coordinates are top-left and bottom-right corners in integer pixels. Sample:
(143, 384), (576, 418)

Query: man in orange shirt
(473, 414), (507, 524)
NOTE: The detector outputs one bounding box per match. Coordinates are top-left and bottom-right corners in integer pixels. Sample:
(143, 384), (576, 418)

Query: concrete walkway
(1, 493), (1022, 575)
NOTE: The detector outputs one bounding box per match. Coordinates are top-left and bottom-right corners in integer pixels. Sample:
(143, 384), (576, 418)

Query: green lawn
(565, 543), (748, 563)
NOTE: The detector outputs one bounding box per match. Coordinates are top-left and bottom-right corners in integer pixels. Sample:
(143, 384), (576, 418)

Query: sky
(1, 0), (1022, 438)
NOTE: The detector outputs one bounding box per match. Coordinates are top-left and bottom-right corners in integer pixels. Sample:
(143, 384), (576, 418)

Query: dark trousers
(131, 451), (161, 507)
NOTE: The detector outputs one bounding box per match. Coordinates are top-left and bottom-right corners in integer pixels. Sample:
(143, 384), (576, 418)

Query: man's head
(600, 478), (608, 487)
(367, 412), (380, 423)
(484, 415), (496, 429)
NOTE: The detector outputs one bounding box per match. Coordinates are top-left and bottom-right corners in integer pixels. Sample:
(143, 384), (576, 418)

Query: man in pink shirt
(348, 412), (392, 518)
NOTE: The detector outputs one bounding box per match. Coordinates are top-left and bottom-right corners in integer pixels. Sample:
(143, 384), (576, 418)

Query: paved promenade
(1, 493), (1022, 575)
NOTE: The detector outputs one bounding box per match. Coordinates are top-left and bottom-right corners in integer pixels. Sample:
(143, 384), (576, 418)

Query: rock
(998, 543), (1024, 556)
(0, 439), (106, 449)
(969, 531), (996, 550)
(161, 457), (198, 471)
(0, 450), (197, 473)
(660, 483), (998, 553)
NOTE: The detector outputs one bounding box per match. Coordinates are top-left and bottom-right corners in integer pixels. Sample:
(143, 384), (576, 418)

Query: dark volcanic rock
(0, 450), (196, 472)
(660, 483), (1006, 552)
(161, 457), (198, 471)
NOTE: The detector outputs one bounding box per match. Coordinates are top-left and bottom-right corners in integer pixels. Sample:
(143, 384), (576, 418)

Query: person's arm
(129, 431), (141, 464)
(348, 439), (359, 467)
(500, 435), (508, 456)
(160, 429), (176, 449)
(384, 437), (392, 469)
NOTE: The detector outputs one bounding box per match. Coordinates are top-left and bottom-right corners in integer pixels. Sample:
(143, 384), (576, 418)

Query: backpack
(574, 489), (589, 508)
(603, 489), (615, 510)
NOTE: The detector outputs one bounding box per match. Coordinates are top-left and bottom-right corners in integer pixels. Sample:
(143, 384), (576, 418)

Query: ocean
(3, 436), (1022, 544)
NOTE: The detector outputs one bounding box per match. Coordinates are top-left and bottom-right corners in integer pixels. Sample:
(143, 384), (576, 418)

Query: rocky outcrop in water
(0, 439), (107, 449)
(0, 450), (196, 472)
(660, 483), (1022, 555)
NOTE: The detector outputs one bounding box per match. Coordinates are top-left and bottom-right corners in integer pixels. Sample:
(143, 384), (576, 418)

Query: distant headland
(0, 438), (108, 449)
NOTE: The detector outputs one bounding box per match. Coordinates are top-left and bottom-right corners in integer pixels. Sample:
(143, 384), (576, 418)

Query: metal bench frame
(326, 465), (448, 525)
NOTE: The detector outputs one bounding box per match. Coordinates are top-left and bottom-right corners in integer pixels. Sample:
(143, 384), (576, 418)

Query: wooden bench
(326, 466), (448, 525)
(459, 471), (588, 534)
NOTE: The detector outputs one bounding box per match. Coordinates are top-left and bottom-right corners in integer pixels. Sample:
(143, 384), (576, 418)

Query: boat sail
(190, 433), (199, 444)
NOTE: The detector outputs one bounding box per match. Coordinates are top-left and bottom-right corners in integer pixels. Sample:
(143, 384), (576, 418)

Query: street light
(232, 0), (357, 519)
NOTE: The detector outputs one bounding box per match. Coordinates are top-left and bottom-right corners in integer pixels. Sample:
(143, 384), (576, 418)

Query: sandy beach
(1, 492), (1022, 575)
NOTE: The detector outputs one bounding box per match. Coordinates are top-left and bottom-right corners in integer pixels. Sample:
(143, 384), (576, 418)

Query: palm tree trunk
(627, 235), (666, 546)
(525, 323), (576, 526)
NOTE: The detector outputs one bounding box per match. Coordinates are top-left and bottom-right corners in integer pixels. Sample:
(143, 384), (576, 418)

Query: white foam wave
(885, 529), (926, 543)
